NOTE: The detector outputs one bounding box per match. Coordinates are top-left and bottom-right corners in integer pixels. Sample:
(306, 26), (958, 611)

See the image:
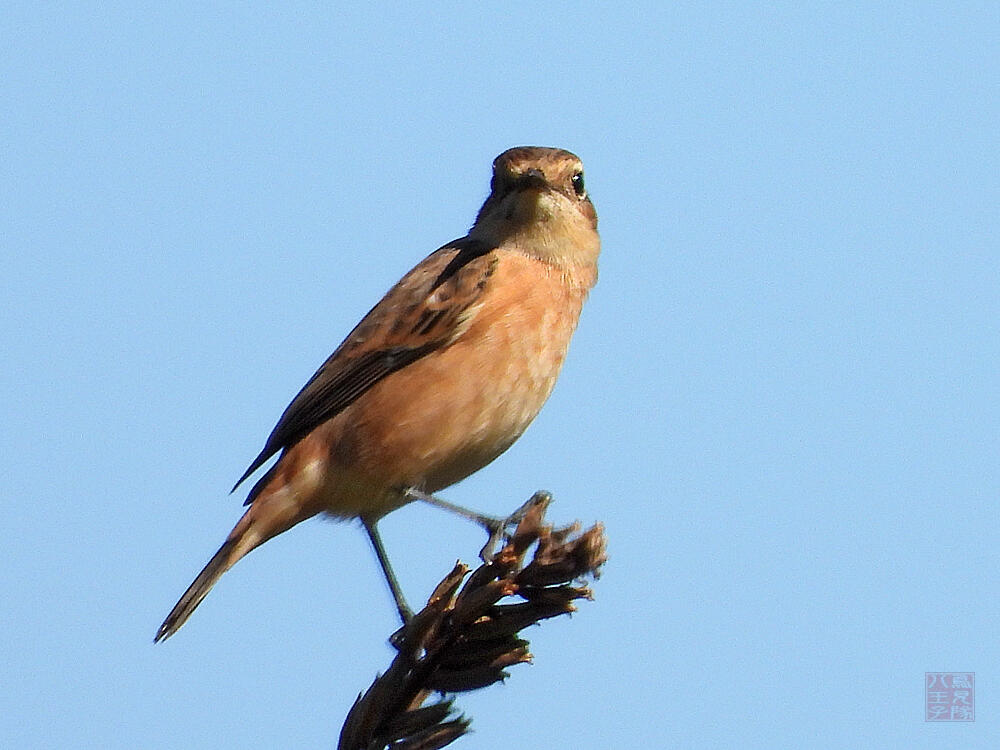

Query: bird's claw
(478, 491), (551, 561)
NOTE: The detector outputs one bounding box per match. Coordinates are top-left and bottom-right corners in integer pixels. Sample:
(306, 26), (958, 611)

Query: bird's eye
(571, 171), (586, 197)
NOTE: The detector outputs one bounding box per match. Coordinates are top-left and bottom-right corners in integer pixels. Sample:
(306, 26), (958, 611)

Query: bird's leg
(404, 488), (550, 561)
(362, 518), (413, 625)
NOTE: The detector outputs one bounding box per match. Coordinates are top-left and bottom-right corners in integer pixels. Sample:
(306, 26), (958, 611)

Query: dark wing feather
(232, 238), (496, 494)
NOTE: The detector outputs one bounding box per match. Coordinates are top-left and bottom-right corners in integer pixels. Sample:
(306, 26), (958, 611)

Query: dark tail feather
(155, 537), (241, 643)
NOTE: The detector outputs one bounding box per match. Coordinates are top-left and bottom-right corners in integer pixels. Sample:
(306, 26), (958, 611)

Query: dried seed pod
(338, 493), (605, 750)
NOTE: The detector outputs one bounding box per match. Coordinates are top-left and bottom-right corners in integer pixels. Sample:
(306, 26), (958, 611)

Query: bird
(155, 146), (600, 642)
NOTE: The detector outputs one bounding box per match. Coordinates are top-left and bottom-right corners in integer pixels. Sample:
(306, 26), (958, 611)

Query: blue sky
(3, 3), (997, 748)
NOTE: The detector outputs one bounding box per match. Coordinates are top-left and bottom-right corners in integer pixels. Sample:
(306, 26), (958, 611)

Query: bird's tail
(154, 516), (261, 643)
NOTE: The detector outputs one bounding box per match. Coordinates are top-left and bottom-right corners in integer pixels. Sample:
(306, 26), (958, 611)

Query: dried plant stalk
(337, 491), (606, 750)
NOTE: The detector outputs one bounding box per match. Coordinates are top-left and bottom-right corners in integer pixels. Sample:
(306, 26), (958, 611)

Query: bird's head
(470, 147), (600, 275)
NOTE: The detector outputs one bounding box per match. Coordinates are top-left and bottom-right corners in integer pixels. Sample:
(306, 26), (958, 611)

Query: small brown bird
(155, 146), (600, 642)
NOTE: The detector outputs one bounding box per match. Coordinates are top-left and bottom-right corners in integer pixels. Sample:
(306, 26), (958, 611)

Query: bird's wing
(232, 238), (497, 494)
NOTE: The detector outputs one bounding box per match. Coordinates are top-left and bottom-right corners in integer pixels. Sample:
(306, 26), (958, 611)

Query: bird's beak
(515, 168), (547, 190)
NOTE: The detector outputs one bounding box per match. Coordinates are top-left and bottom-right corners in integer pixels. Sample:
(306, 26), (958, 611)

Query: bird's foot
(478, 490), (552, 562)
